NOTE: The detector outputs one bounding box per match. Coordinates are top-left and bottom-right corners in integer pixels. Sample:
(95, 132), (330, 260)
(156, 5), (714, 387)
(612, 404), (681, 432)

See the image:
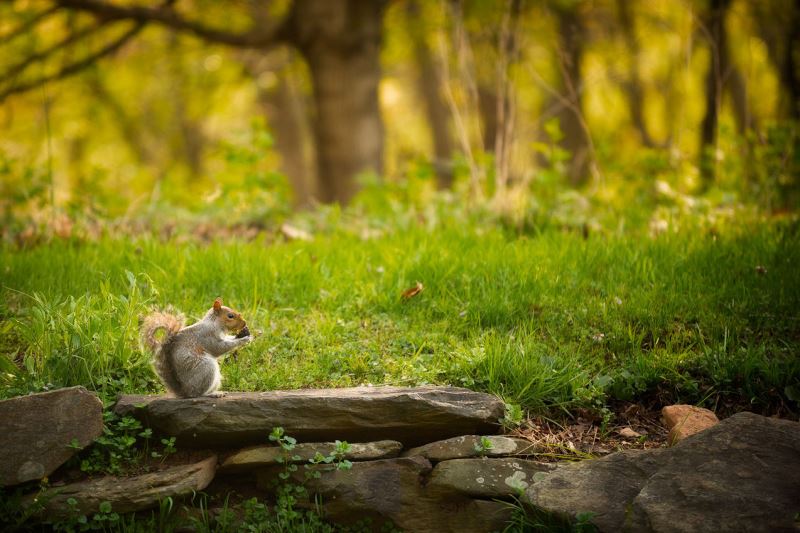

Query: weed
(502, 496), (599, 532)
(474, 436), (495, 456)
(501, 403), (524, 431)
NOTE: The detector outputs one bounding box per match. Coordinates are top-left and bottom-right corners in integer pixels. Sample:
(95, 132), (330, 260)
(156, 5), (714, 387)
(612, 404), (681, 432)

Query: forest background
(1, 0), (799, 421)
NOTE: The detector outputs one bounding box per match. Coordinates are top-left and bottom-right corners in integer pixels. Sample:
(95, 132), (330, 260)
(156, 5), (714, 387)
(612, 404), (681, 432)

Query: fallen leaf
(280, 223), (312, 241)
(618, 427), (642, 439)
(401, 281), (424, 300)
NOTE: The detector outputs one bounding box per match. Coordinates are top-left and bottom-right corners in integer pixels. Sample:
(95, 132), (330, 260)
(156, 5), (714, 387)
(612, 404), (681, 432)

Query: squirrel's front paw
(206, 391), (226, 398)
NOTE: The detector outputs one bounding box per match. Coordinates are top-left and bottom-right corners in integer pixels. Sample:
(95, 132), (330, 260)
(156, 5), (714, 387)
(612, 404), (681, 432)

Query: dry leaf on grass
(401, 281), (424, 300)
(280, 223), (312, 241)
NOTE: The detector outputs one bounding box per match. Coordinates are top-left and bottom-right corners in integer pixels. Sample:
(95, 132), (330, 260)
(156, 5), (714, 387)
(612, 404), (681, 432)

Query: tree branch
(53, 0), (291, 48)
(0, 21), (144, 103)
(2, 21), (106, 82)
(0, 5), (60, 45)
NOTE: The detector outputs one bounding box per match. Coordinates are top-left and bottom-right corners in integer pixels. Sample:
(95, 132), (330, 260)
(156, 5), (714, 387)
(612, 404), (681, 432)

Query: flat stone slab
(115, 386), (503, 448)
(219, 440), (402, 473)
(525, 412), (800, 532)
(27, 455), (217, 519)
(428, 457), (554, 499)
(404, 435), (535, 461)
(0, 387), (103, 486)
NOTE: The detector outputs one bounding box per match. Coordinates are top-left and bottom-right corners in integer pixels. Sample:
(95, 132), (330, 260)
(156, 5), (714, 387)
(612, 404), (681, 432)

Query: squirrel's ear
(213, 298), (222, 312)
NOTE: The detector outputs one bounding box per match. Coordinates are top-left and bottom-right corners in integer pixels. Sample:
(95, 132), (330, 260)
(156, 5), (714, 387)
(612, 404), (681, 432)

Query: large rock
(661, 404), (718, 445)
(525, 449), (666, 531)
(28, 455), (217, 519)
(219, 440), (402, 473)
(256, 457), (512, 532)
(428, 457), (554, 499)
(404, 435), (535, 461)
(525, 412), (800, 532)
(0, 387), (103, 486)
(629, 412), (800, 532)
(115, 386), (503, 448)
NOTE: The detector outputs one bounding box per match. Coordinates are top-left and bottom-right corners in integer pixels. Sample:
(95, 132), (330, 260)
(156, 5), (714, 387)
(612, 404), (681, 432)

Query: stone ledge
(115, 386), (504, 448)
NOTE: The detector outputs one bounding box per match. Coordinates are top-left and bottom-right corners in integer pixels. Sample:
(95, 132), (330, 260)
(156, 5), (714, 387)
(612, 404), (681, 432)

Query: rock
(0, 387), (103, 486)
(257, 457), (512, 532)
(661, 404), (719, 445)
(28, 455), (217, 519)
(525, 449), (666, 532)
(403, 435), (535, 461)
(428, 457), (554, 499)
(219, 440), (402, 473)
(115, 386), (503, 448)
(630, 412), (800, 532)
(525, 412), (800, 532)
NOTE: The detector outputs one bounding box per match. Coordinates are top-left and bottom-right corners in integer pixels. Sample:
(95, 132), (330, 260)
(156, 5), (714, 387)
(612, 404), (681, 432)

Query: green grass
(1, 219), (799, 417)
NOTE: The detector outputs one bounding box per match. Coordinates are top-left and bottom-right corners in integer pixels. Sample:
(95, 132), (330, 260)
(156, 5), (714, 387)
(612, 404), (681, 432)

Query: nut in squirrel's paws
(235, 325), (251, 338)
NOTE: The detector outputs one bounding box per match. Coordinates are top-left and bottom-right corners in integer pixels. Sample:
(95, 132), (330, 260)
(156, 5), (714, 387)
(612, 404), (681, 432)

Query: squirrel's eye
(227, 313), (234, 319)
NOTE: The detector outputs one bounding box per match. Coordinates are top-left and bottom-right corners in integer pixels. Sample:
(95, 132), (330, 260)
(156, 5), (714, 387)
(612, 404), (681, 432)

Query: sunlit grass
(1, 220), (798, 417)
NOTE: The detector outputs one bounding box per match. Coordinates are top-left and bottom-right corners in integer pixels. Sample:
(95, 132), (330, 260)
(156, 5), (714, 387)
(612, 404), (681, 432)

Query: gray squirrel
(141, 298), (252, 398)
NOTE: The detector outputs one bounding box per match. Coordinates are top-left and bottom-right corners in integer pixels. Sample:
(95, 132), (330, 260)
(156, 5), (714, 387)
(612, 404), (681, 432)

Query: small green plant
(327, 440), (354, 471)
(150, 436), (178, 463)
(474, 436), (494, 456)
(74, 410), (153, 475)
(501, 403), (524, 431)
(261, 427), (358, 532)
(48, 499), (120, 532)
(502, 496), (599, 532)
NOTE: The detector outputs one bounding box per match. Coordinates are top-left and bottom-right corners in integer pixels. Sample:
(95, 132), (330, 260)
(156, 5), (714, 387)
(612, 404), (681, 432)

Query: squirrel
(141, 298), (252, 398)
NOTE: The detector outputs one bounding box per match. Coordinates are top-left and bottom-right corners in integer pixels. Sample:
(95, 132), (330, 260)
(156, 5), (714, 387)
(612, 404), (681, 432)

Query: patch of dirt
(512, 402), (669, 461)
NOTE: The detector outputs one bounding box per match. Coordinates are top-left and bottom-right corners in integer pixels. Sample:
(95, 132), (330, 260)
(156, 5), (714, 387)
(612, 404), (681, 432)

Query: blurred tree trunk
(292, 0), (387, 204)
(699, 0), (732, 187)
(406, 0), (454, 189)
(751, 0), (800, 121)
(616, 0), (656, 148)
(728, 66), (754, 134)
(257, 66), (315, 206)
(553, 3), (591, 186)
(493, 0), (522, 195)
(478, 87), (498, 153)
(243, 3), (315, 206)
(242, 49), (316, 207)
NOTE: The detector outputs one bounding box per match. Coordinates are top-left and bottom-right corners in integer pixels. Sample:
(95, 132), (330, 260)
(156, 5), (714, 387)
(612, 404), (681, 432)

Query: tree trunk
(553, 4), (591, 186)
(242, 49), (316, 207)
(260, 67), (315, 206)
(616, 0), (656, 148)
(291, 0), (387, 204)
(478, 85), (498, 153)
(699, 0), (732, 186)
(752, 0), (800, 121)
(406, 0), (454, 189)
(728, 65), (754, 133)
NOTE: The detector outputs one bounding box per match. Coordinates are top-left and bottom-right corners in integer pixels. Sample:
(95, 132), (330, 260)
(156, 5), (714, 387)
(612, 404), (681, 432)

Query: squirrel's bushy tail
(140, 311), (184, 353)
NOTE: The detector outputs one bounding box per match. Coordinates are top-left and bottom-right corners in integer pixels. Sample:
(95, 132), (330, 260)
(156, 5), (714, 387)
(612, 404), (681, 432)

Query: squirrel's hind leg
(182, 356), (222, 398)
